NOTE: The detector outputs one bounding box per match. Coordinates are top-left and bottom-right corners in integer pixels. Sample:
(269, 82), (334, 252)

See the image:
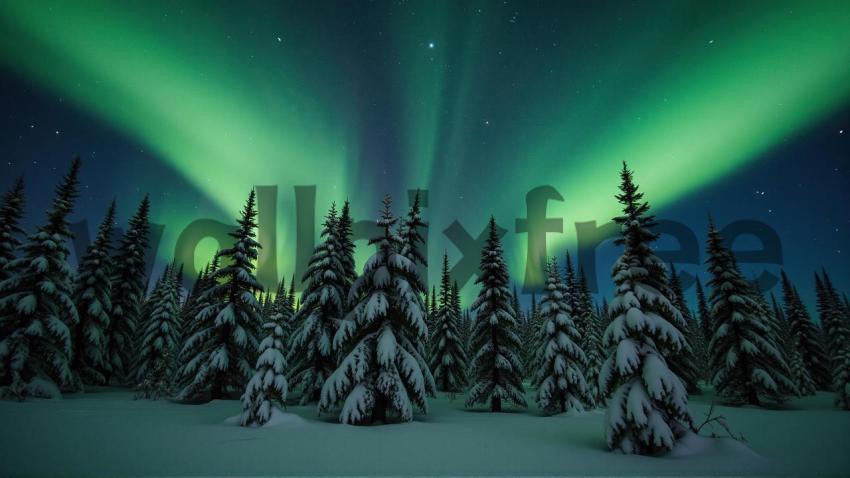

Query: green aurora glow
(1, 0), (849, 293)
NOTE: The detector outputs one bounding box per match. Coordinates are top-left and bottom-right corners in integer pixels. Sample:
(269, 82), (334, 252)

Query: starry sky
(0, 0), (848, 308)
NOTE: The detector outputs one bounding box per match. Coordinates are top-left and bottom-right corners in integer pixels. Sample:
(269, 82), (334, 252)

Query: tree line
(0, 157), (848, 456)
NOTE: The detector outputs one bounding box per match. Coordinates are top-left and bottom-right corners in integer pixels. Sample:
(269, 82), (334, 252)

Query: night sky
(0, 0), (847, 307)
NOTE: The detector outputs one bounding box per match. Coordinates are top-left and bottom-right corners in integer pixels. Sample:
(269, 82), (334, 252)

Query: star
(840, 129), (845, 134)
(428, 42), (435, 49)
(276, 36), (282, 43)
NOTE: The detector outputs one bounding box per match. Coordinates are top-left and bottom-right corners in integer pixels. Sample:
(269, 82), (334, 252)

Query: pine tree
(526, 292), (543, 379)
(177, 190), (263, 401)
(666, 264), (700, 393)
(599, 164), (692, 454)
(134, 264), (181, 398)
(398, 190), (428, 292)
(268, 277), (295, 349)
(70, 200), (117, 388)
(705, 219), (795, 405)
(288, 204), (347, 404)
(563, 251), (578, 318)
(458, 306), (472, 360)
(337, 200), (357, 288)
(780, 271), (831, 390)
(577, 268), (604, 406)
(766, 288), (816, 396)
(240, 308), (289, 427)
(533, 258), (591, 414)
(518, 298), (536, 380)
(319, 196), (434, 424)
(466, 216), (526, 412)
(817, 271), (850, 409)
(429, 252), (468, 393)
(107, 195), (151, 383)
(0, 176), (25, 282)
(0, 158), (81, 399)
(694, 278), (712, 348)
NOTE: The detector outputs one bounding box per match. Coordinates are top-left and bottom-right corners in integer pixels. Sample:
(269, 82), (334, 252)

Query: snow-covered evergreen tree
(240, 310), (289, 427)
(177, 190), (263, 401)
(533, 258), (591, 414)
(398, 190), (428, 294)
(0, 158), (81, 399)
(70, 201), (116, 388)
(268, 277), (295, 349)
(694, 278), (712, 354)
(289, 204), (347, 404)
(705, 219), (796, 405)
(780, 271), (831, 390)
(429, 252), (467, 393)
(577, 268), (604, 406)
(337, 200), (357, 289)
(0, 176), (25, 282)
(598, 164), (692, 454)
(106, 195), (151, 383)
(458, 305), (472, 360)
(666, 264), (700, 393)
(466, 216), (526, 412)
(816, 271), (850, 409)
(319, 196), (434, 424)
(134, 264), (181, 398)
(563, 251), (579, 320)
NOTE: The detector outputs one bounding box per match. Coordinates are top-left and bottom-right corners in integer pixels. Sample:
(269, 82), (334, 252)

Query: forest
(0, 157), (848, 460)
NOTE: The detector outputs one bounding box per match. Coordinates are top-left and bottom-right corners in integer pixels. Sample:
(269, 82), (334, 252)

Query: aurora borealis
(0, 1), (848, 302)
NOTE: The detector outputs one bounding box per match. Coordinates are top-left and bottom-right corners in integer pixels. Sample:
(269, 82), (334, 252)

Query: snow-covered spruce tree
(817, 271), (850, 409)
(0, 158), (81, 399)
(780, 271), (831, 390)
(106, 195), (151, 383)
(525, 292), (542, 378)
(519, 298), (537, 380)
(337, 200), (358, 288)
(240, 309), (290, 427)
(288, 204), (347, 404)
(666, 264), (701, 393)
(268, 277), (295, 348)
(458, 305), (472, 359)
(398, 190), (428, 291)
(70, 201), (117, 388)
(533, 258), (591, 414)
(134, 264), (181, 398)
(705, 219), (796, 405)
(563, 251), (579, 320)
(429, 252), (468, 393)
(577, 268), (605, 406)
(0, 176), (25, 282)
(426, 286), (437, 353)
(598, 163), (692, 454)
(694, 278), (713, 350)
(450, 282), (463, 344)
(319, 196), (434, 424)
(178, 263), (209, 348)
(466, 216), (527, 412)
(178, 190), (263, 401)
(765, 292), (813, 394)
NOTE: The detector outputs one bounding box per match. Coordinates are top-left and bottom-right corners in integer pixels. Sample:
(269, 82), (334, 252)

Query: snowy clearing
(0, 386), (847, 477)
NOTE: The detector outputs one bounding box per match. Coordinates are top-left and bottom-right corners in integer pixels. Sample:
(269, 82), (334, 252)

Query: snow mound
(224, 407), (307, 427)
(669, 431), (760, 459)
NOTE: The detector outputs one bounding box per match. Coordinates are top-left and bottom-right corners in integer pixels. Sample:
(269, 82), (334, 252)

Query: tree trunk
(491, 395), (502, 412)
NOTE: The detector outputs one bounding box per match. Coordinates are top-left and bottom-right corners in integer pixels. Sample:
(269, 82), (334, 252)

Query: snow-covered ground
(0, 386), (847, 477)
